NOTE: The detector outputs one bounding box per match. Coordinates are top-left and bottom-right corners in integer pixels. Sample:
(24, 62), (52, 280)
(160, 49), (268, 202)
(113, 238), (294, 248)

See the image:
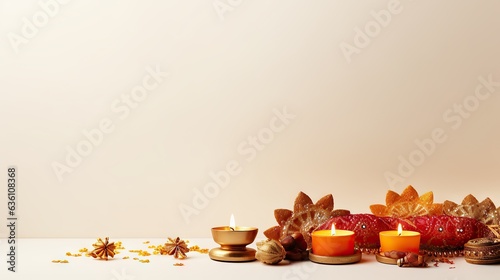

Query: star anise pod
(90, 237), (116, 260)
(162, 237), (189, 259)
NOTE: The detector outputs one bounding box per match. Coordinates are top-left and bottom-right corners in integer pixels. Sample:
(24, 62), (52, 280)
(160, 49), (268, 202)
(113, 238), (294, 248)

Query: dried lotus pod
(255, 239), (286, 265)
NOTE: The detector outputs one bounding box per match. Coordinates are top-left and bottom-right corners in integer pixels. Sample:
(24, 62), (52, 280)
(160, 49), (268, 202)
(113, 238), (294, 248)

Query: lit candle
(379, 224), (420, 254)
(311, 224), (355, 256)
(212, 214), (258, 242)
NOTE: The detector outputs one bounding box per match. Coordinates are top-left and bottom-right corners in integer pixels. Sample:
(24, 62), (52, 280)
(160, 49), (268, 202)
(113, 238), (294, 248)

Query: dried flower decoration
(370, 185), (443, 218)
(162, 237), (190, 259)
(263, 192), (350, 249)
(90, 237), (116, 260)
(444, 194), (500, 225)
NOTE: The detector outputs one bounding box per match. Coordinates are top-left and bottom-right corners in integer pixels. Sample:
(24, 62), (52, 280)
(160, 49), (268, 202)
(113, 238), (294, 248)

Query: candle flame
(229, 214), (235, 230)
(397, 223), (402, 236)
(331, 223), (336, 235)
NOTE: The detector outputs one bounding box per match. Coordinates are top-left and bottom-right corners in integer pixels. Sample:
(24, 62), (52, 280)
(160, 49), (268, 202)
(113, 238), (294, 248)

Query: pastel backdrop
(1, 0), (499, 238)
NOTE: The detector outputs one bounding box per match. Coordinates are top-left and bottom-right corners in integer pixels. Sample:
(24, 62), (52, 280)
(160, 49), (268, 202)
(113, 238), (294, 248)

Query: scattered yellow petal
(115, 241), (125, 250)
(173, 263), (184, 266)
(60, 260), (69, 263)
(139, 259), (150, 263)
(79, 248), (88, 252)
(189, 245), (209, 254)
(65, 252), (82, 257)
(151, 244), (166, 255)
(123, 256), (129, 259)
(133, 257), (139, 260)
(143, 241), (150, 244)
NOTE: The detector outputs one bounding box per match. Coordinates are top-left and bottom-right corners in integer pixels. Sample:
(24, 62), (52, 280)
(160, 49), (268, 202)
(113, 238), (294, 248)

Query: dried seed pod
(256, 239), (286, 265)
(285, 248), (309, 261)
(291, 232), (308, 251)
(279, 232), (309, 261)
(397, 252), (427, 267)
(383, 250), (406, 259)
(280, 235), (295, 250)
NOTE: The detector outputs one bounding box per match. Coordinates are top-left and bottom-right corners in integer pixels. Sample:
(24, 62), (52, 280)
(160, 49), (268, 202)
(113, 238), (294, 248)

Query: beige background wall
(1, 0), (499, 238)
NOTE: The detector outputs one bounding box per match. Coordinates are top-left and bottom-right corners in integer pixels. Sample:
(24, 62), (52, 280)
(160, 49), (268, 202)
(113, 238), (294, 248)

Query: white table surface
(1, 238), (498, 280)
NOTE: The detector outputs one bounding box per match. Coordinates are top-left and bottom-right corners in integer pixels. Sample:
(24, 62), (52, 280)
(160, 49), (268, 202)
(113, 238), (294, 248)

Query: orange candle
(379, 224), (420, 254)
(311, 224), (355, 256)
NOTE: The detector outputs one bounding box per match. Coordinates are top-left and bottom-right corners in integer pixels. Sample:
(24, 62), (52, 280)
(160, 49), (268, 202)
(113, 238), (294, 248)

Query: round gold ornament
(464, 238), (500, 264)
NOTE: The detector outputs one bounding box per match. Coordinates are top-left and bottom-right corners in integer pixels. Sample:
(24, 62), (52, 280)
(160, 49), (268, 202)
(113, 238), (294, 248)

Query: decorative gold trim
(309, 250), (361, 264)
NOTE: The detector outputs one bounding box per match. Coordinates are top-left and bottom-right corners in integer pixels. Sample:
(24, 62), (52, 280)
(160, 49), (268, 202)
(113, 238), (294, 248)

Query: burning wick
(229, 214), (236, 231)
(397, 223), (403, 236)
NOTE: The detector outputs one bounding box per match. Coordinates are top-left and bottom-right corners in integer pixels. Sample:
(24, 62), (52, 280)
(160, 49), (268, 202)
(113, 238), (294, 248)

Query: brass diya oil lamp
(209, 214), (258, 262)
